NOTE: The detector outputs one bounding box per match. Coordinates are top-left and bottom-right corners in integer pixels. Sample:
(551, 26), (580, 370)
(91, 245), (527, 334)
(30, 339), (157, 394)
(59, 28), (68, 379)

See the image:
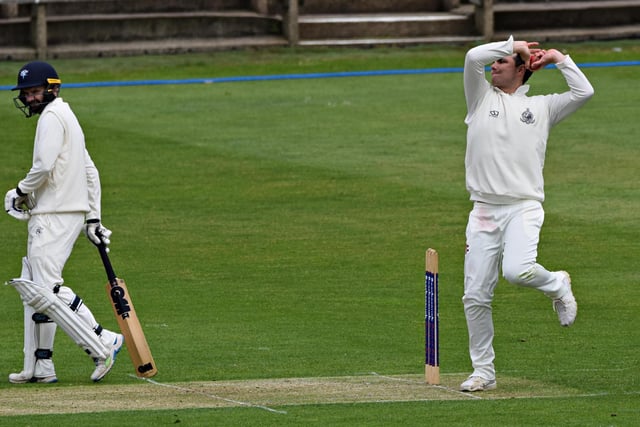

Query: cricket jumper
(19, 97), (101, 219)
(464, 37), (594, 204)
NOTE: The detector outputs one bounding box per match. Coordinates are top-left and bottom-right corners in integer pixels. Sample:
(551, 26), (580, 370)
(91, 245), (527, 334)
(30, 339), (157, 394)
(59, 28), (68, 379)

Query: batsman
(4, 61), (123, 383)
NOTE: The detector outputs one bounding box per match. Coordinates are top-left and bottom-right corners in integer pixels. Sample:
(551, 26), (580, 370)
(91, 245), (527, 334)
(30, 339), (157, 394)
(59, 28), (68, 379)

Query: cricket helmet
(12, 61), (61, 91)
(12, 61), (62, 117)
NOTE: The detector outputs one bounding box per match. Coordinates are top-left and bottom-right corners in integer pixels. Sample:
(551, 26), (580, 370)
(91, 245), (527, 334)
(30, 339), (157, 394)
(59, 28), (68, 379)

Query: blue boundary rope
(1, 60), (638, 90)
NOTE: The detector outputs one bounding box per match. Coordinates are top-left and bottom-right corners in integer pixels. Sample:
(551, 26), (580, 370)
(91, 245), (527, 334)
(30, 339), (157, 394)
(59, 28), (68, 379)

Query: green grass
(0, 41), (638, 425)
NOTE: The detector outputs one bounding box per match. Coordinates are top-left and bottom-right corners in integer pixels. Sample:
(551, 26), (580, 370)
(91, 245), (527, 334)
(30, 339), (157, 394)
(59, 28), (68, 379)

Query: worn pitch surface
(0, 373), (584, 415)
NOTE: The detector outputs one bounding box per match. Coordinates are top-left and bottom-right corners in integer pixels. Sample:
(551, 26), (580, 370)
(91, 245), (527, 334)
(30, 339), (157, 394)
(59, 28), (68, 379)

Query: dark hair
(514, 54), (533, 84)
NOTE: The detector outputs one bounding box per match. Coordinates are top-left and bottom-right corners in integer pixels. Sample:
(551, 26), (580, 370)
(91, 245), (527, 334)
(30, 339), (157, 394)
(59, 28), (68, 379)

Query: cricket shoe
(8, 372), (58, 384)
(553, 271), (577, 327)
(460, 376), (497, 392)
(91, 334), (124, 382)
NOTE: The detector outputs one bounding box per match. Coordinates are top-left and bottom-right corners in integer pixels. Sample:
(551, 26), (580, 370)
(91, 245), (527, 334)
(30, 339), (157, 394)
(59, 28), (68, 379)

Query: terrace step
(297, 0), (444, 14)
(494, 24), (640, 43)
(0, 11), (282, 46)
(492, 0), (640, 32)
(0, 36), (289, 60)
(1, 1), (639, 60)
(297, 35), (479, 47)
(297, 12), (475, 40)
(10, 0), (253, 15)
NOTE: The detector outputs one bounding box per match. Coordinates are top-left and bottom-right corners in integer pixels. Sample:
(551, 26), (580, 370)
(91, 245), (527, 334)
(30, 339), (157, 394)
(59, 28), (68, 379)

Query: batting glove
(4, 188), (35, 222)
(84, 219), (112, 250)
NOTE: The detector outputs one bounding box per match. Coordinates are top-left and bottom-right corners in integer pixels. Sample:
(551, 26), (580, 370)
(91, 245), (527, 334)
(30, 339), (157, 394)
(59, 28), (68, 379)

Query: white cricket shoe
(553, 271), (577, 327)
(460, 376), (497, 392)
(8, 371), (57, 384)
(91, 334), (124, 382)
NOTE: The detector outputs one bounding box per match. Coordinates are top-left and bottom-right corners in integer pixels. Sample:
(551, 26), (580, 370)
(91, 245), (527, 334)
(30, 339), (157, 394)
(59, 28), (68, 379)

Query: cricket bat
(97, 243), (157, 378)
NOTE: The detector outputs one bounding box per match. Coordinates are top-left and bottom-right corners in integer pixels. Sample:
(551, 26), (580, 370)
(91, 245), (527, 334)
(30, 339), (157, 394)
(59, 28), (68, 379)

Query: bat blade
(106, 277), (157, 378)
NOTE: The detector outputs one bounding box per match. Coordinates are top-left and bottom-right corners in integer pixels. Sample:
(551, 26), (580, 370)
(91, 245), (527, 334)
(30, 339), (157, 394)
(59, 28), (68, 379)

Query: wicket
(425, 248), (440, 385)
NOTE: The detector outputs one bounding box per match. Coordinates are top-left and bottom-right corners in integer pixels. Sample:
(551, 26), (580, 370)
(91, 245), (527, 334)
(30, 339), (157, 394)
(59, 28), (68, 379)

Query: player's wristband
(16, 187), (26, 197)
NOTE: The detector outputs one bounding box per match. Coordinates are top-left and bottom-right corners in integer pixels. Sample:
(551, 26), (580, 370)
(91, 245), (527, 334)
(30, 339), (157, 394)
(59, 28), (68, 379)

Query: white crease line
(128, 374), (287, 415)
(369, 372), (483, 400)
(129, 373), (640, 409)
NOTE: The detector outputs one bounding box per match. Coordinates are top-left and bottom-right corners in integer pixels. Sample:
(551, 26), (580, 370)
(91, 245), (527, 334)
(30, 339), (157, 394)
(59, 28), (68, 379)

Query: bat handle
(97, 243), (118, 286)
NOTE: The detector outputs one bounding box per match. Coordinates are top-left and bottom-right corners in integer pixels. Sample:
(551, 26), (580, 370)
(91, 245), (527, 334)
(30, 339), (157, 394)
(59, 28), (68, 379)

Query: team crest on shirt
(520, 108), (535, 124)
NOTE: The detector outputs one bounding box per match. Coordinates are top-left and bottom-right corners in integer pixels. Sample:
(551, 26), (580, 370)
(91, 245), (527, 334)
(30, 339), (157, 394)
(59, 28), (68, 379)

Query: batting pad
(7, 279), (109, 360)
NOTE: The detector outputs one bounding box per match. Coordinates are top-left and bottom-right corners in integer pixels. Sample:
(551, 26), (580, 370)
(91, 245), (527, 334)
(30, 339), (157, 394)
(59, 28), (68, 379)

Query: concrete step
(298, 0), (443, 14)
(0, 36), (289, 61)
(495, 24), (640, 43)
(2, 1), (639, 60)
(298, 35), (480, 47)
(298, 12), (475, 40)
(0, 11), (282, 46)
(493, 0), (640, 30)
(41, 0), (253, 15)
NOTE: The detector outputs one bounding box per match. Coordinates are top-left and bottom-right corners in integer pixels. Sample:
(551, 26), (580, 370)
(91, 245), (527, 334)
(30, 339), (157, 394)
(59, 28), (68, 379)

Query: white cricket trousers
(463, 200), (568, 380)
(28, 213), (82, 287)
(26, 213), (117, 347)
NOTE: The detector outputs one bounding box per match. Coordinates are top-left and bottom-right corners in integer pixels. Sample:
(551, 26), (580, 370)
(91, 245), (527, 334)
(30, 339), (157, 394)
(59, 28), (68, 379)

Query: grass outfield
(0, 41), (638, 425)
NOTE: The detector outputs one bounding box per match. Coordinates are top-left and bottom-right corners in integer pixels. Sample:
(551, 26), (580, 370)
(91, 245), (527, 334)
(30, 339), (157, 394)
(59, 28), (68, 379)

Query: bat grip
(97, 243), (118, 286)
